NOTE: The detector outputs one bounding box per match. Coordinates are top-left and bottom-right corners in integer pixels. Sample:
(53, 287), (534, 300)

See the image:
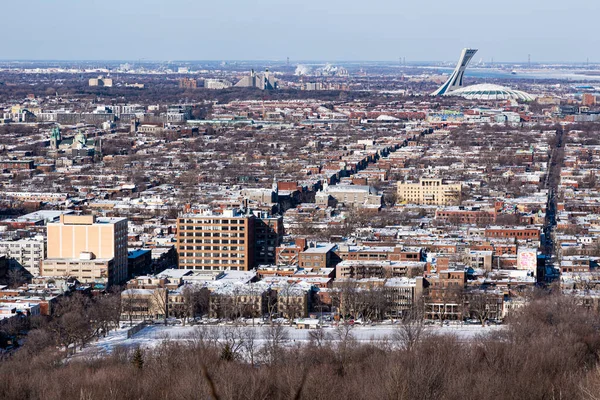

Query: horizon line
(0, 59), (597, 65)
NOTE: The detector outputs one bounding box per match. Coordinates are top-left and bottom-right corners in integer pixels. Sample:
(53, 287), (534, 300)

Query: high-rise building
(582, 93), (597, 106)
(89, 76), (113, 87)
(178, 78), (197, 89)
(204, 79), (233, 89)
(235, 69), (278, 90)
(177, 209), (255, 271)
(431, 48), (478, 96)
(253, 213), (284, 265)
(42, 215), (128, 285)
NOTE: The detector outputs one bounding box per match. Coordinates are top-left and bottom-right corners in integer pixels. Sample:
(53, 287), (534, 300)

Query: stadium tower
(431, 48), (478, 96)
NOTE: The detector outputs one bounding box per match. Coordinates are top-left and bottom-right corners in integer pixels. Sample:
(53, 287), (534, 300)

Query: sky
(2, 0), (599, 62)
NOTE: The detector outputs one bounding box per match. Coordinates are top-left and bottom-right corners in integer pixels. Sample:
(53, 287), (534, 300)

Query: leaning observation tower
(431, 48), (478, 96)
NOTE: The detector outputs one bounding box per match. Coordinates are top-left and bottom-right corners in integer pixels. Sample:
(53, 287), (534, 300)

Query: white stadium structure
(449, 84), (536, 101)
(432, 49), (535, 101)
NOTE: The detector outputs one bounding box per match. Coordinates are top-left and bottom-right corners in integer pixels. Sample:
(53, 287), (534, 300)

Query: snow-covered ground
(78, 323), (504, 358)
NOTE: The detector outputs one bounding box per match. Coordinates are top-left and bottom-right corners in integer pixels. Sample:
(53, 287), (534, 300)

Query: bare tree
(467, 291), (500, 327)
(242, 328), (259, 366)
(356, 288), (390, 322)
(426, 285), (465, 326)
(221, 325), (247, 361)
(383, 190), (398, 207)
(48, 294), (94, 354)
(261, 323), (289, 364)
(265, 290), (278, 324)
(121, 288), (144, 325)
(308, 327), (330, 348)
(171, 285), (208, 325)
(151, 288), (169, 325)
(91, 291), (121, 337)
(189, 325), (220, 350)
(7, 267), (27, 289)
(277, 283), (305, 324)
(332, 322), (355, 376)
(331, 281), (361, 321)
(392, 300), (428, 351)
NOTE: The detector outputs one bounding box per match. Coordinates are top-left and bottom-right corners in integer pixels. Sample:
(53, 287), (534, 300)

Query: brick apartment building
(335, 245), (423, 262)
(485, 227), (540, 241)
(177, 209), (255, 271)
(425, 269), (467, 321)
(435, 206), (497, 225)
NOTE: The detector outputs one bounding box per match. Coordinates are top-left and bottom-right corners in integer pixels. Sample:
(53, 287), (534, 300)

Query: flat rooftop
(303, 244), (337, 254)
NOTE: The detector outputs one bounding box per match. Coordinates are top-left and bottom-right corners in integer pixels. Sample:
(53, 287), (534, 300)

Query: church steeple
(50, 125), (61, 149)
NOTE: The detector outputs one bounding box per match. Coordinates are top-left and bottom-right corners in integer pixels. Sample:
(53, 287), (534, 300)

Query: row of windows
(0, 244), (43, 248)
(180, 245), (246, 251)
(179, 240), (242, 246)
(43, 269), (101, 278)
(180, 259), (245, 265)
(190, 266), (241, 271)
(180, 254), (246, 260)
(179, 219), (245, 225)
(300, 255), (323, 261)
(180, 249), (246, 256)
(0, 251), (43, 256)
(180, 227), (246, 235)
(180, 226), (246, 232)
(180, 239), (246, 244)
(301, 262), (324, 267)
(179, 231), (247, 237)
(431, 281), (463, 287)
(487, 231), (537, 237)
(50, 262), (108, 266)
(421, 181), (442, 186)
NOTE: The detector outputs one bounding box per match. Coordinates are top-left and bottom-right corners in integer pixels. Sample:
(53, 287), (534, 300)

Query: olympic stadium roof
(446, 84), (535, 101)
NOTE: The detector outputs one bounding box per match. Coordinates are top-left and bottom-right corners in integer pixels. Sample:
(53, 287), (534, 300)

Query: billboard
(517, 248), (537, 272)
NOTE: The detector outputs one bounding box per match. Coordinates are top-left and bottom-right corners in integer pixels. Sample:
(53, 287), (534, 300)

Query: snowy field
(78, 323), (504, 358)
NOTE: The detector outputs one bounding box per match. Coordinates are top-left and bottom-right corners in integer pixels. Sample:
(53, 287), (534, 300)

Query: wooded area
(1, 295), (600, 399)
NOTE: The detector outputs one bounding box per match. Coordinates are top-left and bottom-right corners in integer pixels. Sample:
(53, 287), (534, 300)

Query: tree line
(1, 295), (600, 399)
(0, 291), (121, 355)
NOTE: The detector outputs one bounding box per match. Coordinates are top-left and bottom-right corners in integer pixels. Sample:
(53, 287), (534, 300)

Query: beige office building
(177, 209), (255, 271)
(397, 178), (461, 206)
(89, 76), (113, 87)
(42, 215), (128, 285)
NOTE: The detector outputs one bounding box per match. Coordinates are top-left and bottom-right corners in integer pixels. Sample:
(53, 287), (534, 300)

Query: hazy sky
(3, 0), (598, 62)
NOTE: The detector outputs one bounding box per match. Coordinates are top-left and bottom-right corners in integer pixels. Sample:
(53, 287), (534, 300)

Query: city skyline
(2, 0), (600, 397)
(2, 0), (599, 62)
